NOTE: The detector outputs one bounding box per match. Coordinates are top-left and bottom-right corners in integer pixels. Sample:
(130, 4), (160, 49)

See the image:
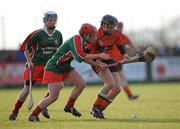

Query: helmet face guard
(43, 11), (58, 30)
(101, 14), (118, 34)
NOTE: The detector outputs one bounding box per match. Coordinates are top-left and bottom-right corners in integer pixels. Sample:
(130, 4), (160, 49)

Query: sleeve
(58, 31), (63, 44)
(20, 30), (39, 51)
(124, 35), (131, 45)
(90, 41), (99, 54)
(114, 32), (126, 54)
(118, 45), (126, 54)
(70, 35), (87, 63)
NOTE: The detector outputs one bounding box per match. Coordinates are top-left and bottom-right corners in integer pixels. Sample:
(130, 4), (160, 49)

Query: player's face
(44, 17), (57, 30)
(102, 23), (116, 34)
(85, 33), (97, 43)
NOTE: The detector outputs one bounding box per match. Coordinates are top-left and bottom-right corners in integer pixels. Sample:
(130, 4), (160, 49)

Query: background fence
(0, 50), (180, 87)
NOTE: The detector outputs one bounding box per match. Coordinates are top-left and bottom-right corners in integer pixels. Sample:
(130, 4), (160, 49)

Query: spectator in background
(9, 11), (63, 121)
(116, 21), (140, 100)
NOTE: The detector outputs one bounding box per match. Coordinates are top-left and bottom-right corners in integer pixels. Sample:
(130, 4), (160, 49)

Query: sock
(65, 97), (76, 108)
(31, 106), (43, 116)
(12, 100), (24, 114)
(101, 98), (112, 111)
(93, 94), (105, 108)
(123, 85), (132, 97)
(44, 92), (49, 98)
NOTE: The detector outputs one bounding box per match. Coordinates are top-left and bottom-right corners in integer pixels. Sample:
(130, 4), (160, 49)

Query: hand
(95, 61), (107, 71)
(123, 54), (130, 60)
(98, 53), (110, 60)
(136, 51), (143, 56)
(27, 61), (34, 69)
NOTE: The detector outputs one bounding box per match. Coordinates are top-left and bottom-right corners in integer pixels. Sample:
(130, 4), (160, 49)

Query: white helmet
(43, 11), (58, 30)
(43, 11), (57, 21)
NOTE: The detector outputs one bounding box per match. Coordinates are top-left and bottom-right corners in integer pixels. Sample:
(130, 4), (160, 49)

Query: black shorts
(117, 64), (123, 71)
(92, 60), (119, 74)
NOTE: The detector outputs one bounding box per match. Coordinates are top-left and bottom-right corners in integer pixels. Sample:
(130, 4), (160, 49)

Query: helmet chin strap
(47, 26), (56, 30)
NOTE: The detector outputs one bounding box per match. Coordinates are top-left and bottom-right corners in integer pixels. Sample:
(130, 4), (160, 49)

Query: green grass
(0, 83), (180, 129)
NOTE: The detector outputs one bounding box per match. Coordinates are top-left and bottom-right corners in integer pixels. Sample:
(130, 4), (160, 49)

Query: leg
(9, 81), (32, 120)
(64, 70), (86, 117)
(98, 69), (115, 94)
(28, 82), (63, 122)
(119, 71), (139, 100)
(91, 69), (115, 119)
(106, 72), (121, 100)
(41, 92), (51, 119)
(95, 72), (121, 113)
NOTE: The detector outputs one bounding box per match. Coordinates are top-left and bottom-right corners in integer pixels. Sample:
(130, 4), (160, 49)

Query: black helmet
(101, 14), (118, 25)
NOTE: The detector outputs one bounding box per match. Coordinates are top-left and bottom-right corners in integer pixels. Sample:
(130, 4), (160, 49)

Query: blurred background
(0, 0), (180, 87)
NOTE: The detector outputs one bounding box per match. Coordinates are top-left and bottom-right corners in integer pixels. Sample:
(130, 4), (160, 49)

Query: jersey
(45, 35), (87, 73)
(95, 27), (124, 62)
(117, 31), (131, 45)
(20, 28), (63, 65)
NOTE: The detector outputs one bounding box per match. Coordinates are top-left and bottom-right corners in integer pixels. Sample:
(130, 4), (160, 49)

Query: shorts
(42, 70), (71, 84)
(23, 64), (45, 83)
(117, 64), (123, 71)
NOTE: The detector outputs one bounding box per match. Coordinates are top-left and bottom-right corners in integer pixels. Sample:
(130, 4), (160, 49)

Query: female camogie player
(28, 23), (109, 122)
(9, 11), (63, 120)
(90, 15), (130, 119)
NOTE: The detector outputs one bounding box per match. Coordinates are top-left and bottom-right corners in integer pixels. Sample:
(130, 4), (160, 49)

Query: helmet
(79, 23), (97, 36)
(43, 11), (58, 21)
(101, 14), (118, 25)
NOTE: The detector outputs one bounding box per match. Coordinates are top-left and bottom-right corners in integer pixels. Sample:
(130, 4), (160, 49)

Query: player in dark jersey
(28, 23), (110, 122)
(9, 11), (63, 121)
(116, 21), (140, 100)
(90, 15), (130, 119)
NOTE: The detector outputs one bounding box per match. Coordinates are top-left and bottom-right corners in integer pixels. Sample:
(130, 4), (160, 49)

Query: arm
(71, 36), (110, 62)
(21, 31), (39, 68)
(84, 59), (107, 71)
(24, 49), (34, 69)
(83, 53), (110, 60)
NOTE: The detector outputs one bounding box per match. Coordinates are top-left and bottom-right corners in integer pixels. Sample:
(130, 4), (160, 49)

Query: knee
(105, 81), (115, 89)
(49, 95), (59, 102)
(112, 86), (121, 94)
(79, 81), (86, 90)
(22, 86), (29, 96)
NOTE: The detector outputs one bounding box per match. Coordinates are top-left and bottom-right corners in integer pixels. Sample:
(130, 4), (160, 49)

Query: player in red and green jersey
(90, 15), (130, 119)
(116, 21), (140, 100)
(9, 11), (63, 121)
(28, 23), (110, 122)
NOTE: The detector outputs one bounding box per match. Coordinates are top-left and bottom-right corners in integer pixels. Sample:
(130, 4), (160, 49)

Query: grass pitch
(0, 83), (180, 129)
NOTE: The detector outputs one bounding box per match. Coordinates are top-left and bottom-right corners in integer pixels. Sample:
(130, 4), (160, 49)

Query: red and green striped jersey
(20, 29), (63, 64)
(45, 35), (87, 73)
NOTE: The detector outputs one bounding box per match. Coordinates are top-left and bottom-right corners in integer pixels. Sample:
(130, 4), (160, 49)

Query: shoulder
(72, 35), (81, 42)
(97, 27), (104, 38)
(55, 30), (63, 35)
(114, 30), (122, 37)
(63, 35), (80, 44)
(27, 29), (42, 38)
(114, 31), (126, 41)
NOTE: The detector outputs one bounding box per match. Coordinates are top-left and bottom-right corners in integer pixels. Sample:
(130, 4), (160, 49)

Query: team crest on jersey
(55, 40), (59, 45)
